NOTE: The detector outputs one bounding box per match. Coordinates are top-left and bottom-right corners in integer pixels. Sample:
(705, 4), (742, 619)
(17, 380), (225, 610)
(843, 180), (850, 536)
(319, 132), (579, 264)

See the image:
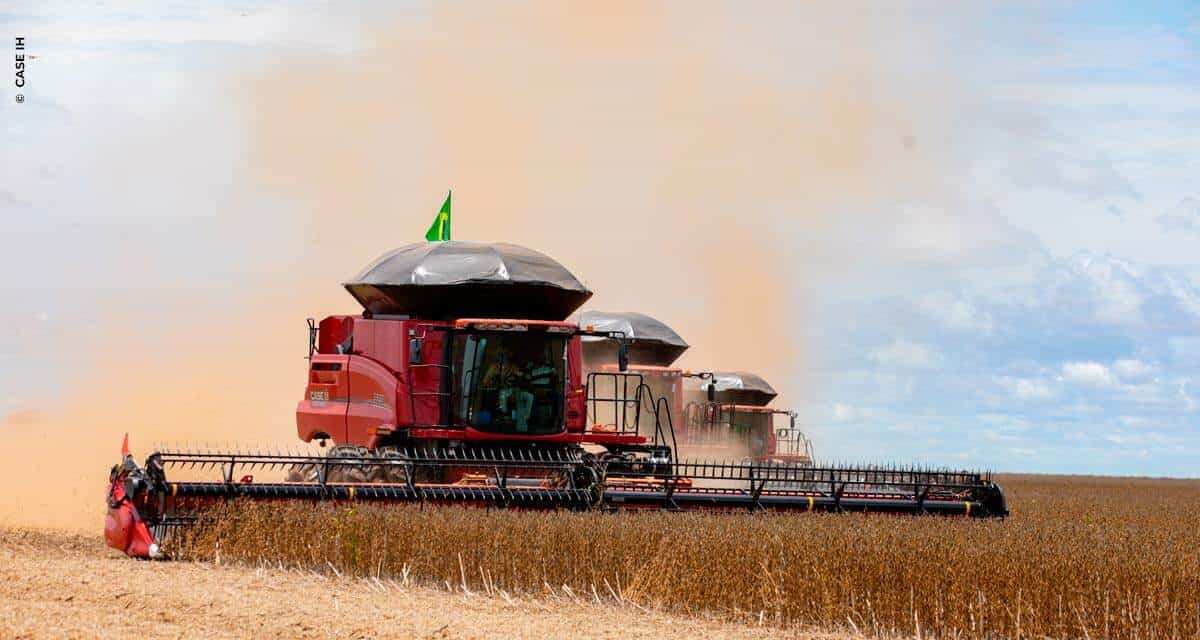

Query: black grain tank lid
(704, 371), (778, 406)
(344, 241), (593, 320)
(571, 310), (690, 366)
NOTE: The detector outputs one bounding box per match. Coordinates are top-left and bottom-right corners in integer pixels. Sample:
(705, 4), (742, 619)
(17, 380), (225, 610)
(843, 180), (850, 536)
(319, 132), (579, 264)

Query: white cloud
(1033, 253), (1200, 329)
(1061, 361), (1116, 387)
(918, 292), (994, 334)
(1012, 144), (1141, 202)
(999, 82), (1200, 111)
(981, 427), (1025, 443)
(978, 414), (1031, 430)
(1118, 415), (1148, 428)
(1155, 271), (1200, 319)
(828, 403), (872, 423)
(1033, 254), (1141, 326)
(1014, 378), (1053, 399)
(1169, 337), (1200, 364)
(871, 339), (936, 369)
(1067, 254), (1145, 325)
(1155, 197), (1200, 234)
(1112, 359), (1153, 382)
(997, 376), (1055, 400)
(1102, 431), (1173, 446)
(1179, 380), (1196, 412)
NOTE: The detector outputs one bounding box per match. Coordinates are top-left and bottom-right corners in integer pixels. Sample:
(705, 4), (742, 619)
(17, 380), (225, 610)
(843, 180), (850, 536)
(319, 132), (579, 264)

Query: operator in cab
(480, 344), (534, 432)
(526, 353), (558, 428)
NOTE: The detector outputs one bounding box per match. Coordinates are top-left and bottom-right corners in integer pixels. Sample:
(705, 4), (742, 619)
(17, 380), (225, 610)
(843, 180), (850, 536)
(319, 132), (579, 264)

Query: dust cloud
(2, 3), (969, 529)
(233, 2), (962, 388)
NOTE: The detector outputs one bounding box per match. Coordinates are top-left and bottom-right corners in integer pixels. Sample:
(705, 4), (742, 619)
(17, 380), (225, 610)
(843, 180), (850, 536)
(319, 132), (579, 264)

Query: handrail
(653, 394), (679, 454)
(585, 371), (645, 436)
(583, 372), (681, 453)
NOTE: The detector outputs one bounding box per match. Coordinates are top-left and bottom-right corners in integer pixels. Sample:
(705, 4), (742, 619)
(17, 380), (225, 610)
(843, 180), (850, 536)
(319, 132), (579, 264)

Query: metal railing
(585, 371), (644, 436)
(584, 372), (679, 450)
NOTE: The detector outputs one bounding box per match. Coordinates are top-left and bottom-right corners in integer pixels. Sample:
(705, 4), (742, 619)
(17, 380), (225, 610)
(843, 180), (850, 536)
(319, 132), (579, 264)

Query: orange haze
(2, 3), (965, 530)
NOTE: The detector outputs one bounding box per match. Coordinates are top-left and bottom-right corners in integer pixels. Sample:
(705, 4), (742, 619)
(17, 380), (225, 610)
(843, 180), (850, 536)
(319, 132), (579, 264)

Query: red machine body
(296, 315), (647, 451)
(104, 435), (159, 558)
(104, 477), (155, 558)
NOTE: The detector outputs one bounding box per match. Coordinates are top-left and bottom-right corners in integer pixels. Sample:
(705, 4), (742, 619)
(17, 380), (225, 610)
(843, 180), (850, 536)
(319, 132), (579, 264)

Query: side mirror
(617, 341), (629, 372)
(306, 318), (317, 360)
(408, 337), (423, 365)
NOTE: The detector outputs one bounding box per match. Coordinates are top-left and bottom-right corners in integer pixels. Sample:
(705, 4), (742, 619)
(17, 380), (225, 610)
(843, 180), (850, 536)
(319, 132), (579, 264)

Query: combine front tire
(284, 444), (371, 483)
(367, 447), (412, 483)
(324, 444), (371, 483)
(285, 462), (316, 483)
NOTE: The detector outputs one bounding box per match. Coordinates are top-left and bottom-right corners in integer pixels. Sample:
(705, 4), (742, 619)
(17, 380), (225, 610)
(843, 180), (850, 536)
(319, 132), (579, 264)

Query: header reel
(105, 436), (1007, 559)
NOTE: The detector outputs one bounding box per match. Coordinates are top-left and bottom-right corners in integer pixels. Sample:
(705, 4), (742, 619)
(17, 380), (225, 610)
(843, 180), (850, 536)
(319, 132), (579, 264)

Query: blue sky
(2, 2), (1198, 476)
(797, 2), (1200, 475)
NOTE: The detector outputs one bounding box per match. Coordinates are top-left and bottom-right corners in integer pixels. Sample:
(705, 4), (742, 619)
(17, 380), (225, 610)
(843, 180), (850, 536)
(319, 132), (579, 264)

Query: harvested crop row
(174, 475), (1200, 639)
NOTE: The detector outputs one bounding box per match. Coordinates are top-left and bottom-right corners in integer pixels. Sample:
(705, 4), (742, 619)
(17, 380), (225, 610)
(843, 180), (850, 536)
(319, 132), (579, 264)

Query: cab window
(451, 332), (567, 435)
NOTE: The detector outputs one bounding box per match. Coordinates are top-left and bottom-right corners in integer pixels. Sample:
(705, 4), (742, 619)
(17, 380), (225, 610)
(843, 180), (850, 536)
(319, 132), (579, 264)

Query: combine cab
(681, 402), (812, 465)
(106, 242), (1007, 559)
(576, 311), (811, 465)
(681, 371), (813, 465)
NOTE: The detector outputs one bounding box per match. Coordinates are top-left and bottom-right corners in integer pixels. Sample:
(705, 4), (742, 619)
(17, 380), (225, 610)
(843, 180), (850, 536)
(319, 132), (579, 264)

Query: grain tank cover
(705, 371), (778, 406)
(344, 241), (592, 320)
(571, 310), (690, 366)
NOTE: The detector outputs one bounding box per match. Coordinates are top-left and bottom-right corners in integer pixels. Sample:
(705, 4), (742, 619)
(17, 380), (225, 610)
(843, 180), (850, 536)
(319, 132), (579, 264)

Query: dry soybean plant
(174, 475), (1200, 639)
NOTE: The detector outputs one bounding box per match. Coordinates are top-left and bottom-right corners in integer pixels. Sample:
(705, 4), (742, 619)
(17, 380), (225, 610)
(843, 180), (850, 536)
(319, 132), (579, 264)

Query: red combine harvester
(106, 241), (1007, 559)
(572, 311), (812, 465)
(683, 371), (814, 466)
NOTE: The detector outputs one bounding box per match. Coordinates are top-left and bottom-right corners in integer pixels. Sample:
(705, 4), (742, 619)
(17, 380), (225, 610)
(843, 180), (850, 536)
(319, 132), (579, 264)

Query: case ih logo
(14, 36), (26, 103)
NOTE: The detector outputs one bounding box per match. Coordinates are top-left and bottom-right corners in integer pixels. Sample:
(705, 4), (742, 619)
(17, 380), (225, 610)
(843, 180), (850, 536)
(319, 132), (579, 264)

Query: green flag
(425, 191), (451, 241)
